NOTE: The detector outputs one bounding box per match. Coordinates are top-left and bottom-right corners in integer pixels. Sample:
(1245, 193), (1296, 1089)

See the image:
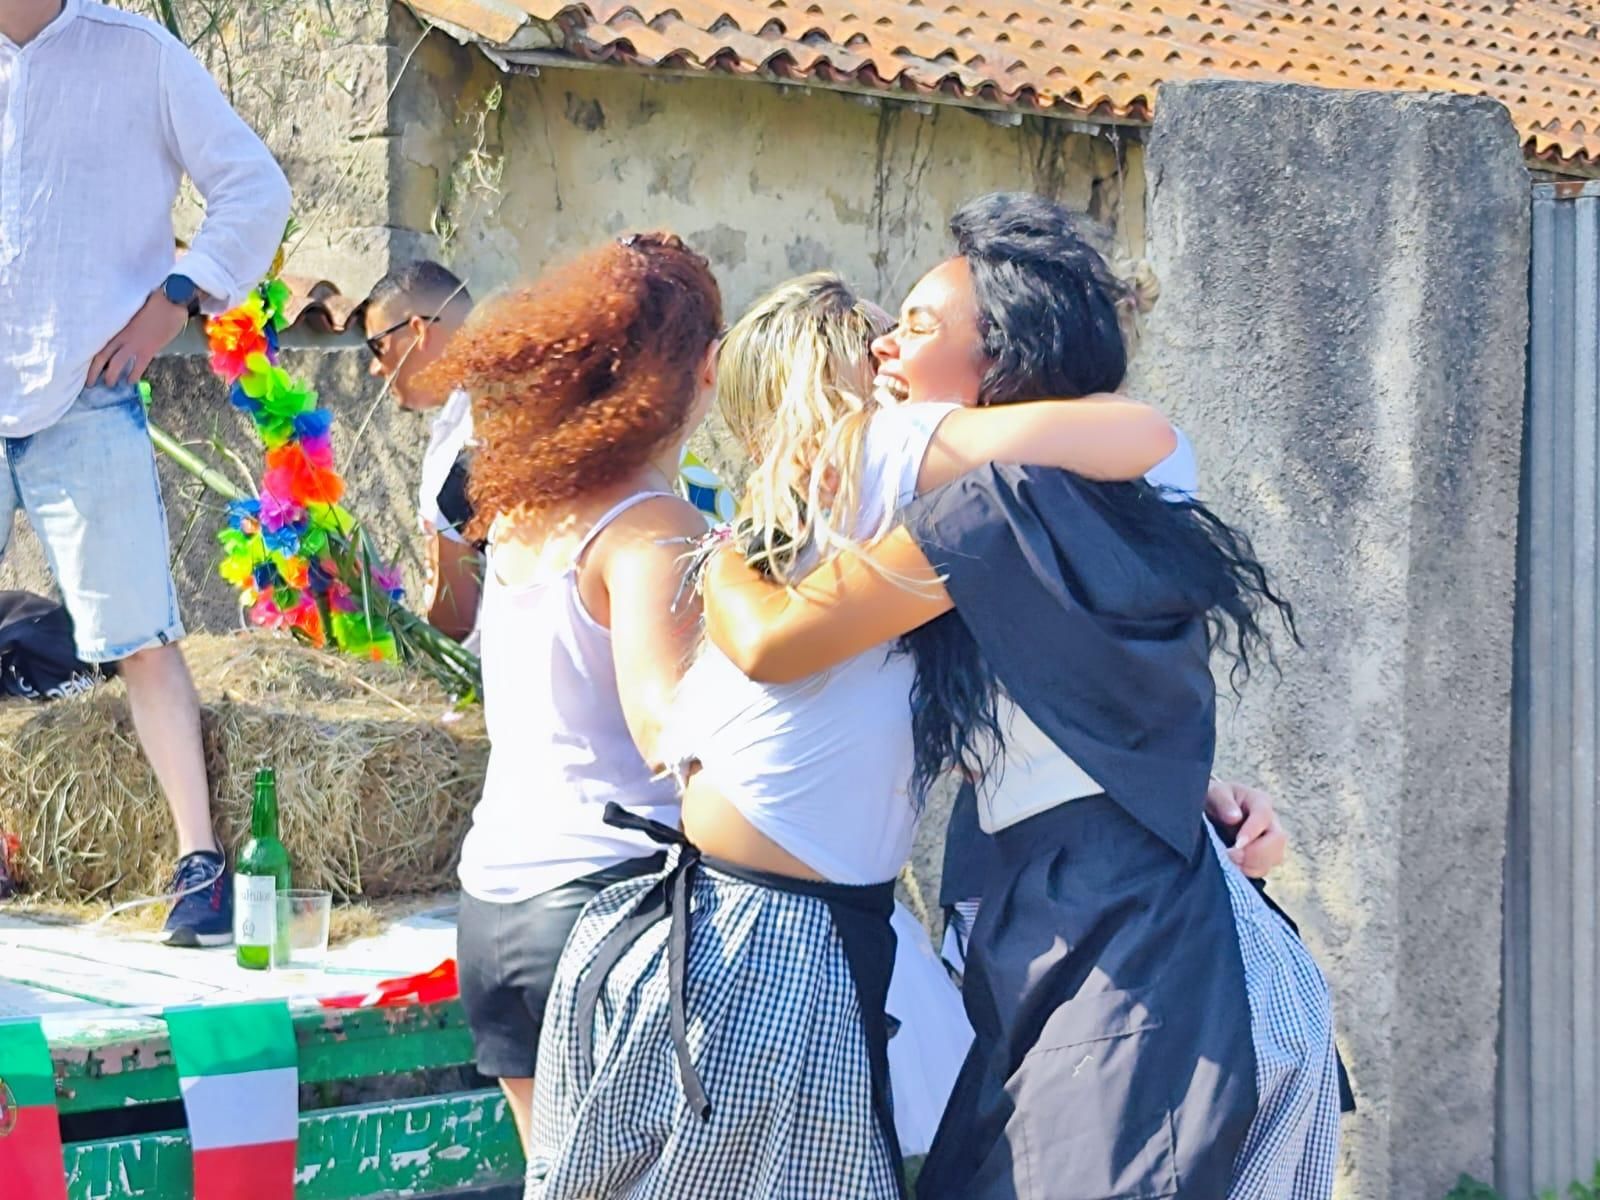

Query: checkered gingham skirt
(1206, 825), (1343, 1198)
(525, 851), (902, 1200)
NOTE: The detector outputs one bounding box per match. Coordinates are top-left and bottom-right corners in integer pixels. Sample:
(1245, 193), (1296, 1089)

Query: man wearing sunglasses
(358, 262), (481, 645)
(1, 0), (291, 945)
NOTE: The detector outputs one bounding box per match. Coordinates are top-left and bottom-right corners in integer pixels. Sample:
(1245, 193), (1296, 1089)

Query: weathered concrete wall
(1128, 81), (1529, 1199)
(390, 7), (1145, 325)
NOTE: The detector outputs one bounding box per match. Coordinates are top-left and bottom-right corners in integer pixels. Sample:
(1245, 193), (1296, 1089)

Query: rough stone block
(1130, 80), (1528, 1199)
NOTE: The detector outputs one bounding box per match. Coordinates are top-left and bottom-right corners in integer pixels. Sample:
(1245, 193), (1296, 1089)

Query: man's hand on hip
(87, 292), (190, 388)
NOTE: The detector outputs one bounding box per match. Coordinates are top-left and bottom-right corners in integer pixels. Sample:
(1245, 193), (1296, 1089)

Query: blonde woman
(524, 273), (1182, 1200)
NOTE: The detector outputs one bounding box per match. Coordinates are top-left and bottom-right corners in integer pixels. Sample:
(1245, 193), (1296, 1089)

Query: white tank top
(458, 492), (685, 903)
(667, 404), (957, 885)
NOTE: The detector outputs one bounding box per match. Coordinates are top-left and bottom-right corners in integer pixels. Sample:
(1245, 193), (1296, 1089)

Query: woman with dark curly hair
(417, 232), (721, 1150)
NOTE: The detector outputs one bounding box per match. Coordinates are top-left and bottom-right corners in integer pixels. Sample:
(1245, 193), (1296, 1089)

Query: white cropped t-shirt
(667, 403), (958, 885)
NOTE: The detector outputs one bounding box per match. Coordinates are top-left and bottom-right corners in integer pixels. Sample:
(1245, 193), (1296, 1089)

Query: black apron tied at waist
(577, 802), (710, 1120)
(699, 853), (904, 1197)
(577, 803), (906, 1196)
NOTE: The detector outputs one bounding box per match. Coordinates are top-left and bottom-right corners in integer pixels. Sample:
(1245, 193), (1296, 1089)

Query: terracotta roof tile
(408, 0), (1600, 167)
(278, 278), (362, 338)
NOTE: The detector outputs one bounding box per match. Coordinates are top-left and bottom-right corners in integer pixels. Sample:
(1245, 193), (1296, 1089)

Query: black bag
(0, 591), (111, 701)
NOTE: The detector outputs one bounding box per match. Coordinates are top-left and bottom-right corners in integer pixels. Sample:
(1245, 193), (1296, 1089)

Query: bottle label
(235, 875), (277, 947)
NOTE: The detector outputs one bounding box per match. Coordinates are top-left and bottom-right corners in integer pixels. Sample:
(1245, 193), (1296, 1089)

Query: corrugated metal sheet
(1502, 180), (1600, 1198)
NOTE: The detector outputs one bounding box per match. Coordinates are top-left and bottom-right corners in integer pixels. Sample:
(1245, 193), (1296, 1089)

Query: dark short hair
(359, 261), (472, 325)
(950, 192), (1128, 404)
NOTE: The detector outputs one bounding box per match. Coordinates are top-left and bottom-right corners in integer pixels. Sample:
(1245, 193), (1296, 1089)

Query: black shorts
(457, 855), (664, 1079)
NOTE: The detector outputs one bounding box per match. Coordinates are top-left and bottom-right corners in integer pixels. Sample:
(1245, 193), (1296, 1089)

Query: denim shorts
(0, 381), (184, 663)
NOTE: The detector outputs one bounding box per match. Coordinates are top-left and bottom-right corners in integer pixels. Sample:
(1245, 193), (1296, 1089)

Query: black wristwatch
(160, 273), (202, 319)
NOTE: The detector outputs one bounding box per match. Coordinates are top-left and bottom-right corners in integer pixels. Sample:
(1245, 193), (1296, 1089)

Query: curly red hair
(419, 233), (722, 537)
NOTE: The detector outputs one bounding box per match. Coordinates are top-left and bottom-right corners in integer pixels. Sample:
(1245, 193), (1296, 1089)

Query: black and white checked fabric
(1205, 825), (1343, 1198)
(525, 852), (902, 1199)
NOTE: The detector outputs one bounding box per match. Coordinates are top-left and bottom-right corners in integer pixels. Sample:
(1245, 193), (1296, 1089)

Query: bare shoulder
(597, 494), (708, 562)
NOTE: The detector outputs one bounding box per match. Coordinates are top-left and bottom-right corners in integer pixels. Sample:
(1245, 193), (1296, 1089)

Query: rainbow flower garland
(206, 281), (401, 660)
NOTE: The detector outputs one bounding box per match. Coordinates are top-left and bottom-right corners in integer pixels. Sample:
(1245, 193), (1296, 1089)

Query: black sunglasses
(366, 314), (439, 359)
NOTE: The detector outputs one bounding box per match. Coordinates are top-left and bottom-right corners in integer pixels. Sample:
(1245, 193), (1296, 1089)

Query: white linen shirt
(0, 0), (292, 436)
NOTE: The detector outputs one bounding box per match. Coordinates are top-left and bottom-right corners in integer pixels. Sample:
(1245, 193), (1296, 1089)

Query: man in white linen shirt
(0, 0), (292, 945)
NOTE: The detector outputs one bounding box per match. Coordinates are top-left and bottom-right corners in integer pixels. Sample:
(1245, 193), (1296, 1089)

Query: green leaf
(1443, 1176), (1502, 1200)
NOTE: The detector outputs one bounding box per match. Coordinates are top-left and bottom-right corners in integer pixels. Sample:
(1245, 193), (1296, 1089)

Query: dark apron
(944, 783), (1358, 1115)
(919, 797), (1258, 1200)
(575, 802), (906, 1197)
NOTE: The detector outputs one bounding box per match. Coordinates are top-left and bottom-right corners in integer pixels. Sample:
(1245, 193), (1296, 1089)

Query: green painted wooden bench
(52, 999), (522, 1199)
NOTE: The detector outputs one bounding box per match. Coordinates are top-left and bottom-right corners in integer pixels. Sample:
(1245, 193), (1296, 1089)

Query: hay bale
(0, 633), (487, 904)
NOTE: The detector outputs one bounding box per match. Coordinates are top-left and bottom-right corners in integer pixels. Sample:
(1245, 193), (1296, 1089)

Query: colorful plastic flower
(258, 490), (304, 534)
(286, 596), (325, 647)
(226, 499), (262, 532)
(299, 525), (329, 557)
(272, 553), (310, 590)
(263, 278), (292, 330)
(249, 593), (288, 629)
(263, 446), (344, 507)
(262, 523), (301, 557)
(220, 552), (257, 588)
(298, 432), (334, 468)
(370, 562), (405, 602)
(293, 409), (334, 440)
(327, 580), (358, 614)
(206, 298), (270, 380)
(200, 277), (420, 673)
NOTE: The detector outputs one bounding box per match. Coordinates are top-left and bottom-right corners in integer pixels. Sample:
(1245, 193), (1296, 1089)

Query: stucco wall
(389, 8), (1145, 324)
(1130, 81), (1529, 1199)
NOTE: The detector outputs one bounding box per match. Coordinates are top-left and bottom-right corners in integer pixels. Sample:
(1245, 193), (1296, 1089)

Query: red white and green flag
(165, 999), (298, 1200)
(0, 1018), (69, 1200)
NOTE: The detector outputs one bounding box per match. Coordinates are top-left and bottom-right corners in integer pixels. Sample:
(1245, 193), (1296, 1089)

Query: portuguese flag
(0, 1018), (68, 1200)
(165, 1000), (298, 1200)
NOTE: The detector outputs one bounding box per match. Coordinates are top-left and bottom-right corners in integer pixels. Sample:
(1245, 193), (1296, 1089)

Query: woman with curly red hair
(418, 233), (721, 1149)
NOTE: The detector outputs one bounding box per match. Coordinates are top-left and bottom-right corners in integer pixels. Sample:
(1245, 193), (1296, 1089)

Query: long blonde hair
(716, 272), (893, 580)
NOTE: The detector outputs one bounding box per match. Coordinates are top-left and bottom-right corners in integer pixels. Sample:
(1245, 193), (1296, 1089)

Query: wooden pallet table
(1, 907), (523, 1199)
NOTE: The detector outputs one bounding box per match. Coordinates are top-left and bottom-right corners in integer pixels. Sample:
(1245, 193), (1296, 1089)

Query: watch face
(164, 275), (197, 306)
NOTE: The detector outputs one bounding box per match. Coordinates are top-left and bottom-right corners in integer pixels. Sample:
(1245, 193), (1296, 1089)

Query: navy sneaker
(160, 850), (233, 948)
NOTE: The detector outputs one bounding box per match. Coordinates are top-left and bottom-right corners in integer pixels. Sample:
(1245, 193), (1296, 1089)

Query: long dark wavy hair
(901, 192), (1298, 803)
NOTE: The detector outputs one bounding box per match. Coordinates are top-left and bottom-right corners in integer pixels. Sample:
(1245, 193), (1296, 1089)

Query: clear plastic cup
(272, 889), (332, 971)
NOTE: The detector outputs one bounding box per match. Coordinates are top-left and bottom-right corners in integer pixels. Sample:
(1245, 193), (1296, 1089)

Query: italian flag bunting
(166, 1000), (299, 1200)
(0, 1018), (69, 1200)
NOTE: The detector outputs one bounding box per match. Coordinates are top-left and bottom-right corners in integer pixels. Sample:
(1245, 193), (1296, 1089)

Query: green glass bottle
(235, 767), (291, 970)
